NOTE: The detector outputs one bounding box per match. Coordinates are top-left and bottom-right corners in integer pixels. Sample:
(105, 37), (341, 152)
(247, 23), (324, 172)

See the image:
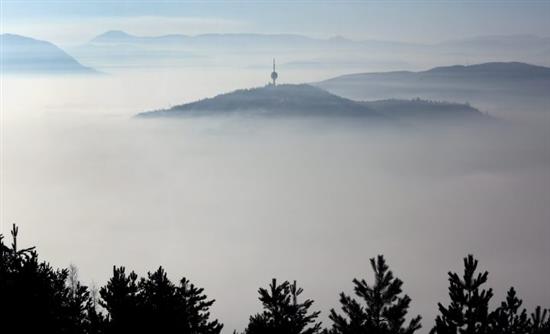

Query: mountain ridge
(77, 31), (550, 70)
(1, 33), (97, 74)
(89, 30), (550, 48)
(315, 61), (550, 103)
(320, 62), (550, 82)
(138, 84), (384, 119)
(137, 83), (487, 124)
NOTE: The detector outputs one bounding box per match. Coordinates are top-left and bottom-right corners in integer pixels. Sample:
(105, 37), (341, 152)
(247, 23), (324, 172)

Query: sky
(1, 0), (550, 46)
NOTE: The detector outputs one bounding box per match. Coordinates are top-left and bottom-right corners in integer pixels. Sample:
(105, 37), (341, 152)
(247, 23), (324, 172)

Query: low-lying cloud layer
(1, 71), (549, 332)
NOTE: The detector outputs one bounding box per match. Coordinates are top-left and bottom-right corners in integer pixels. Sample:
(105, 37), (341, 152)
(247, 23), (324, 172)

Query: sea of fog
(1, 68), (549, 333)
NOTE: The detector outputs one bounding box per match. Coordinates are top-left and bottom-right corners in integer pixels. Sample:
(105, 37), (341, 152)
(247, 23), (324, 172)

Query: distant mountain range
(315, 62), (550, 101)
(77, 30), (370, 69)
(138, 84), (487, 124)
(74, 31), (550, 70)
(90, 30), (326, 47)
(1, 34), (96, 74)
(89, 30), (550, 53)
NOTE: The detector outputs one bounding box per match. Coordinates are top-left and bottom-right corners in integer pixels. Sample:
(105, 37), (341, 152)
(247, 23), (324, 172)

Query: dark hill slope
(316, 62), (550, 101)
(137, 84), (488, 124)
(363, 99), (488, 122)
(1, 34), (96, 74)
(138, 84), (385, 119)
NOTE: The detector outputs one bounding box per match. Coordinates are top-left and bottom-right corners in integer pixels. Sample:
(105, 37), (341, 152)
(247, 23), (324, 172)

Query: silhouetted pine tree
(431, 255), (494, 334)
(85, 283), (107, 334)
(530, 306), (550, 334)
(174, 276), (223, 334)
(488, 287), (530, 334)
(99, 265), (223, 334)
(242, 279), (322, 334)
(100, 266), (142, 333)
(0, 224), (91, 334)
(326, 255), (421, 334)
(139, 267), (180, 332)
(4, 225), (550, 334)
(85, 299), (107, 334)
(65, 264), (95, 333)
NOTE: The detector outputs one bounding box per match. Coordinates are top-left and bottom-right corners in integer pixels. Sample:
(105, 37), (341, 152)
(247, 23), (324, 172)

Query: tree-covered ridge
(1, 224), (548, 334)
(138, 84), (489, 123)
(318, 62), (550, 86)
(139, 84), (385, 118)
(364, 98), (488, 121)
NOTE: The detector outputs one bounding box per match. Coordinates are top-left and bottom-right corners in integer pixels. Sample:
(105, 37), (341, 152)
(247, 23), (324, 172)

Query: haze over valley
(1, 2), (550, 333)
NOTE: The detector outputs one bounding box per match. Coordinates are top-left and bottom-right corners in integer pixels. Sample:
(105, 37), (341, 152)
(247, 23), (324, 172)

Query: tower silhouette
(271, 58), (278, 86)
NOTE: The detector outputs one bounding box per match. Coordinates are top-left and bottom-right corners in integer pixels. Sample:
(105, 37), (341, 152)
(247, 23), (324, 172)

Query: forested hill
(363, 98), (488, 121)
(138, 84), (385, 119)
(137, 84), (488, 123)
(318, 62), (550, 86)
(315, 62), (550, 102)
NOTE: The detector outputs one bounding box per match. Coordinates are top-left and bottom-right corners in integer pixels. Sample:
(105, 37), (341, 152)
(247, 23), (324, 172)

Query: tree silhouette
(99, 266), (141, 333)
(433, 255), (550, 334)
(85, 282), (107, 334)
(326, 255), (421, 334)
(99, 265), (223, 333)
(432, 255), (494, 334)
(530, 306), (550, 334)
(3, 224), (550, 334)
(174, 276), (224, 334)
(242, 279), (322, 334)
(0, 224), (90, 334)
(488, 287), (530, 334)
(138, 267), (179, 332)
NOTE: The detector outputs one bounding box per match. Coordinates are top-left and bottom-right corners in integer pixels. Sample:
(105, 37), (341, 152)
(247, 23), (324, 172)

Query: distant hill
(1, 34), (96, 74)
(90, 30), (189, 45)
(423, 62), (550, 80)
(138, 84), (385, 119)
(88, 30), (350, 48)
(315, 62), (550, 101)
(363, 99), (488, 122)
(137, 84), (488, 124)
(90, 30), (139, 43)
(319, 62), (550, 84)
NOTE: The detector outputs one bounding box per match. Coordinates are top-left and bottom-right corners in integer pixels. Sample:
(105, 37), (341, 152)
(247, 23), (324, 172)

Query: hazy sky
(2, 0), (550, 45)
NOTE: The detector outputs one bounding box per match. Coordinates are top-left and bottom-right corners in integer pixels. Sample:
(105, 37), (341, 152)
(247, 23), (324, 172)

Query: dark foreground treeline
(1, 225), (548, 334)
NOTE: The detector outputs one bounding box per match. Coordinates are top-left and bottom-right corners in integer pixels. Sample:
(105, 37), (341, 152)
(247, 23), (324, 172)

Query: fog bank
(1, 72), (549, 332)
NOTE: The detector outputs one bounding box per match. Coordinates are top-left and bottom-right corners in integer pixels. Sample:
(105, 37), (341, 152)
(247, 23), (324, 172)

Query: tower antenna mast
(270, 58), (278, 86)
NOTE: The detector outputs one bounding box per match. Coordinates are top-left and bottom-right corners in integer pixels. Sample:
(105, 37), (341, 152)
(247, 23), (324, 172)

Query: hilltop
(137, 84), (487, 124)
(138, 84), (384, 119)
